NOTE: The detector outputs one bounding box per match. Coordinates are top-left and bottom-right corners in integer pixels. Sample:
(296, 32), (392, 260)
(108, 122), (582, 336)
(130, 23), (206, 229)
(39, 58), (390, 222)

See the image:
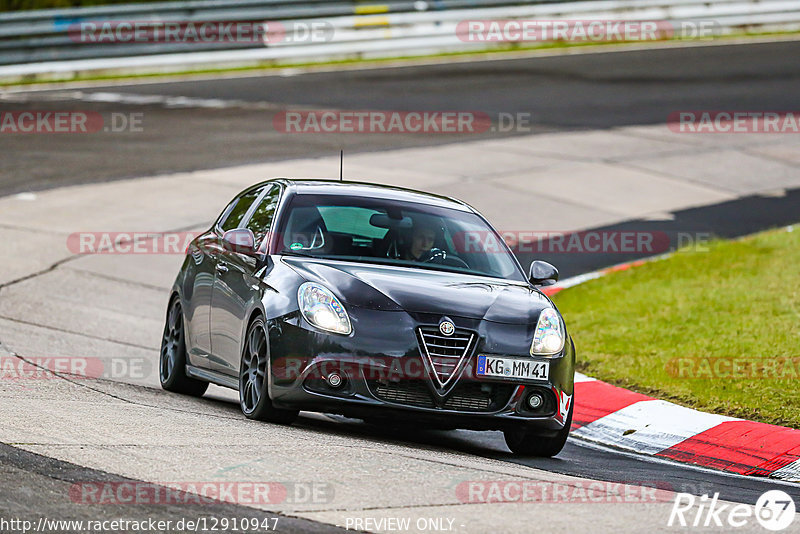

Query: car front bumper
(266, 310), (575, 433)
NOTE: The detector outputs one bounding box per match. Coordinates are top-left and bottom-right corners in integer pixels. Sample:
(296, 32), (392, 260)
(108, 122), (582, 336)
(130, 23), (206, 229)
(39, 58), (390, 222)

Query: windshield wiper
(278, 249), (322, 258)
(278, 251), (491, 277)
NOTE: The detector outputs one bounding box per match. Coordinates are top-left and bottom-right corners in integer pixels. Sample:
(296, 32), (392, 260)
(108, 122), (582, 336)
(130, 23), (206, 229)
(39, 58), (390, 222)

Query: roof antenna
(339, 150), (344, 182)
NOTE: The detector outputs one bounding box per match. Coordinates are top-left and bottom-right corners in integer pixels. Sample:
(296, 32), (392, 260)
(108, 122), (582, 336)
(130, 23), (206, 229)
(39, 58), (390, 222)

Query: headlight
(298, 282), (352, 335)
(530, 307), (565, 355)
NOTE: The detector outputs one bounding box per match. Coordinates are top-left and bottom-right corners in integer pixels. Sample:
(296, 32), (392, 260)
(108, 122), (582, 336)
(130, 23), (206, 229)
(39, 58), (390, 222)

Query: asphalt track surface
(2, 39), (800, 196)
(2, 40), (800, 529)
(317, 416), (800, 506)
(520, 185), (800, 278)
(0, 443), (346, 534)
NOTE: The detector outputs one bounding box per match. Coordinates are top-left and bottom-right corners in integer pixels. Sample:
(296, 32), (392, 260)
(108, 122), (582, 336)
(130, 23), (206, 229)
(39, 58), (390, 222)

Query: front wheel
(160, 297), (208, 397)
(239, 317), (298, 425)
(504, 397), (573, 457)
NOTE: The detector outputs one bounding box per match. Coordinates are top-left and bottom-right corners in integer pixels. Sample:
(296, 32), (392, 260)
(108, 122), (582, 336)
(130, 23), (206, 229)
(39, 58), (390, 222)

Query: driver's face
(411, 227), (436, 259)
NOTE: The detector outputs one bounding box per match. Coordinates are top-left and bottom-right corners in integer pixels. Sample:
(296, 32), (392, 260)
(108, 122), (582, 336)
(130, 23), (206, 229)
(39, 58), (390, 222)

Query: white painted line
(4, 90), (281, 111)
(771, 459), (800, 483)
(78, 91), (266, 110)
(553, 271), (604, 290)
(574, 372), (597, 383)
(573, 399), (738, 455)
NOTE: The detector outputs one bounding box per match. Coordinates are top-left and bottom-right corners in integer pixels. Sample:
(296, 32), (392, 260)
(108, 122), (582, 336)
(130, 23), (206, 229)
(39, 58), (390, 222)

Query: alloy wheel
(241, 322), (268, 413)
(160, 299), (183, 383)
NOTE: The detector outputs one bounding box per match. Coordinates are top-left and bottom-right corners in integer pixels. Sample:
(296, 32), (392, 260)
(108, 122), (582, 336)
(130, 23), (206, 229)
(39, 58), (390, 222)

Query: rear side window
(218, 189), (262, 232)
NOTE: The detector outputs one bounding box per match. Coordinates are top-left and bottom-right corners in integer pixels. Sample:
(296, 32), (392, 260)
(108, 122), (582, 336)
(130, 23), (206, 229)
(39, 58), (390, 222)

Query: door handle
(216, 262), (229, 273)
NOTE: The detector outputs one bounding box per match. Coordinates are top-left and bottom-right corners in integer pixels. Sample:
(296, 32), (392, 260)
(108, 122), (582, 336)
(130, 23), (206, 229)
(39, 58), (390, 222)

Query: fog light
(327, 373), (343, 388)
(527, 393), (544, 410)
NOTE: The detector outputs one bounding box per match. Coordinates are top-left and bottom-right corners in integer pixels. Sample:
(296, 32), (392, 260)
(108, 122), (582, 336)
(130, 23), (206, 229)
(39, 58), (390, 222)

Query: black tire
(239, 316), (298, 425)
(504, 397), (573, 457)
(160, 296), (209, 397)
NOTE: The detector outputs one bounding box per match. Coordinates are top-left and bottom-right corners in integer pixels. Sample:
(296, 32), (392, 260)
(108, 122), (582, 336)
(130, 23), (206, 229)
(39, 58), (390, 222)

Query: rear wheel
(504, 397), (573, 457)
(160, 297), (208, 397)
(239, 317), (298, 424)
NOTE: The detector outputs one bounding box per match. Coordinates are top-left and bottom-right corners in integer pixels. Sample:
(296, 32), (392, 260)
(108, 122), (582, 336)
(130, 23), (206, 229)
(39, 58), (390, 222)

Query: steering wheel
(422, 248), (470, 269)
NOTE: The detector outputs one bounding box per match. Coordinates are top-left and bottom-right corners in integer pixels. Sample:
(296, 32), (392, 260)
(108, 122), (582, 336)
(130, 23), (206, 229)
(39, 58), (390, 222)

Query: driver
(403, 222), (437, 261)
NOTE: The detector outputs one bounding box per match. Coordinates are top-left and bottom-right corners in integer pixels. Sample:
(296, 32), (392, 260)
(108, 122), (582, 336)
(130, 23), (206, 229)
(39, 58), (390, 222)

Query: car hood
(282, 258), (551, 325)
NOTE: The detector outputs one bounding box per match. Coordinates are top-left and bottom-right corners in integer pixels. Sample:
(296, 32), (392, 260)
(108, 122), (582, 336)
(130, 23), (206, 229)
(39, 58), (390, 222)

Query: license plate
(476, 355), (549, 381)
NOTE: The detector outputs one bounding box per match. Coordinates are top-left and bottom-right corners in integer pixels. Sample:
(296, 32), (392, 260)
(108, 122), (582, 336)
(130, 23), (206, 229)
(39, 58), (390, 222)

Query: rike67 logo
(669, 490), (796, 531)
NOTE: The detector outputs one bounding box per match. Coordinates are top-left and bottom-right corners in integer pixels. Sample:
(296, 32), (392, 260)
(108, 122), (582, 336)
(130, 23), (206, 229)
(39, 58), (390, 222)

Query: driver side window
(244, 186), (280, 248)
(219, 189), (261, 233)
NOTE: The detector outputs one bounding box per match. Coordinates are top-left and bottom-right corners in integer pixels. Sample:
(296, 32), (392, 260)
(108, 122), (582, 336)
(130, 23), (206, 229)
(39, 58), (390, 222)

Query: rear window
(318, 206), (389, 240)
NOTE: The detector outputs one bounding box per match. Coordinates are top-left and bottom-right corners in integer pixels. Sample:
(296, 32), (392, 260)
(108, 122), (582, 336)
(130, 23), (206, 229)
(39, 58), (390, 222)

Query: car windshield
(276, 193), (525, 282)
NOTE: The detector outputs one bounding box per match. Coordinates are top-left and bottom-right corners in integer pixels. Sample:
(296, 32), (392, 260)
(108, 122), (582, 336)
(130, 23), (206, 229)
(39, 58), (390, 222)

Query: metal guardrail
(0, 0), (565, 55)
(0, 0), (799, 80)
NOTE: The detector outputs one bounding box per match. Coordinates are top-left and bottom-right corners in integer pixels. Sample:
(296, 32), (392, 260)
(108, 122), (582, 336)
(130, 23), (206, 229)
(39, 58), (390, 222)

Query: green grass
(552, 225), (800, 428)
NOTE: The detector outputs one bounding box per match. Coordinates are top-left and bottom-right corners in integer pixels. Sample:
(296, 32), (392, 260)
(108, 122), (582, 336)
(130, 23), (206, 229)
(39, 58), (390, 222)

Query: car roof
(264, 179), (475, 212)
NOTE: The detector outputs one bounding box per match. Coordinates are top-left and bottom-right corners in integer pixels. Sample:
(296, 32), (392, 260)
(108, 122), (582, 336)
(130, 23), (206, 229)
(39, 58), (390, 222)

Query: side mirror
(529, 260), (559, 286)
(222, 228), (256, 255)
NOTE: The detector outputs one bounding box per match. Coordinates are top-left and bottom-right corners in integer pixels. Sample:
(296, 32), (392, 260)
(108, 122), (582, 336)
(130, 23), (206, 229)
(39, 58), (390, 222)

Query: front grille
(444, 382), (516, 412)
(417, 326), (474, 386)
(371, 380), (435, 408)
(445, 391), (490, 410)
(368, 379), (514, 413)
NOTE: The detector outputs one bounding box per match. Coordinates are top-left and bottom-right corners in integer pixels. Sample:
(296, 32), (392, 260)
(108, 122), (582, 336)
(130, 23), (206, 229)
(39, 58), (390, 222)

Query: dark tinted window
(277, 194), (525, 281)
(219, 189), (261, 232)
(245, 186), (280, 246)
